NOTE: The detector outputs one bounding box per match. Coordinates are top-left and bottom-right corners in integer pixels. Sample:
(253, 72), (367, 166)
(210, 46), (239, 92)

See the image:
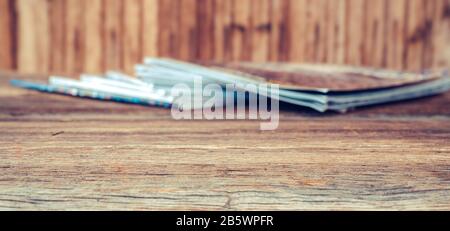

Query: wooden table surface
(0, 71), (449, 210)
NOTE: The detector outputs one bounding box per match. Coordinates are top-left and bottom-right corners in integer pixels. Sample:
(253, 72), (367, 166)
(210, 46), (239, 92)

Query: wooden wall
(0, 0), (449, 75)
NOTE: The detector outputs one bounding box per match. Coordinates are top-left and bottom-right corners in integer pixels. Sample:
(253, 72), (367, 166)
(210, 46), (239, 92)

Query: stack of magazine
(11, 57), (450, 112)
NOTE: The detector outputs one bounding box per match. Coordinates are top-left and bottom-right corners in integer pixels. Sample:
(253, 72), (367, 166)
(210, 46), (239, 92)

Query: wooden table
(0, 71), (449, 210)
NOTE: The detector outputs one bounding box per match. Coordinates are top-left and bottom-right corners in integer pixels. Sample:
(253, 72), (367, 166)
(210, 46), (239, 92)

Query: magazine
(11, 58), (450, 112)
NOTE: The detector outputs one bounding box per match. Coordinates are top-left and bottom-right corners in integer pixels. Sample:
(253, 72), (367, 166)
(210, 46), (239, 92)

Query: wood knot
(255, 23), (271, 31)
(443, 4), (450, 19)
(230, 23), (246, 32)
(408, 20), (433, 43)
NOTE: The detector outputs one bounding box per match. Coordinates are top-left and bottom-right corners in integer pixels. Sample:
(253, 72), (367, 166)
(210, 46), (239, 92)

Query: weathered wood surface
(0, 71), (449, 210)
(1, 0), (450, 74)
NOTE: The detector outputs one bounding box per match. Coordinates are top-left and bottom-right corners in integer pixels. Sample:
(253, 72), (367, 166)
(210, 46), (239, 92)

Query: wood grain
(0, 0), (15, 70)
(385, 0), (407, 70)
(422, 0), (437, 69)
(157, 0), (175, 58)
(269, 0), (287, 61)
(345, 0), (365, 66)
(213, 0), (232, 61)
(288, 0), (306, 62)
(48, 0), (66, 74)
(363, 0), (387, 68)
(303, 0), (317, 62)
(0, 0), (449, 74)
(405, 0), (425, 71)
(123, 0), (143, 74)
(104, 0), (123, 71)
(250, 0), (270, 62)
(16, 0), (49, 74)
(231, 0), (252, 61)
(196, 0), (215, 60)
(326, 0), (346, 64)
(308, 0), (328, 63)
(84, 0), (104, 74)
(432, 0), (450, 69)
(1, 70), (450, 210)
(65, 0), (84, 74)
(179, 0), (197, 61)
(142, 0), (159, 58)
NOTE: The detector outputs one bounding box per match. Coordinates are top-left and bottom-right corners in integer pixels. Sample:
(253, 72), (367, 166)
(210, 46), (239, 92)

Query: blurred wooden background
(0, 0), (449, 75)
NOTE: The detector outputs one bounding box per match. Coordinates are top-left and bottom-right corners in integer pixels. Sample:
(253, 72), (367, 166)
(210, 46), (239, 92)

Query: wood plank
(123, 0), (143, 74)
(405, 0), (426, 71)
(48, 0), (66, 74)
(309, 0), (328, 63)
(104, 0), (124, 71)
(196, 0), (215, 60)
(0, 118), (449, 210)
(214, 0), (233, 61)
(16, 0), (32, 73)
(0, 0), (15, 70)
(142, 0), (159, 58)
(431, 0), (450, 69)
(288, 0), (306, 62)
(16, 0), (49, 74)
(231, 0), (252, 61)
(269, 0), (287, 61)
(304, 0), (315, 62)
(362, 0), (387, 68)
(298, 0), (328, 63)
(273, 0), (291, 62)
(158, 0), (179, 57)
(178, 0), (197, 61)
(168, 0), (180, 58)
(84, 0), (104, 74)
(385, 0), (407, 70)
(421, 0), (436, 69)
(65, 0), (85, 74)
(250, 0), (270, 62)
(33, 0), (50, 72)
(326, 0), (346, 64)
(345, 0), (365, 66)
